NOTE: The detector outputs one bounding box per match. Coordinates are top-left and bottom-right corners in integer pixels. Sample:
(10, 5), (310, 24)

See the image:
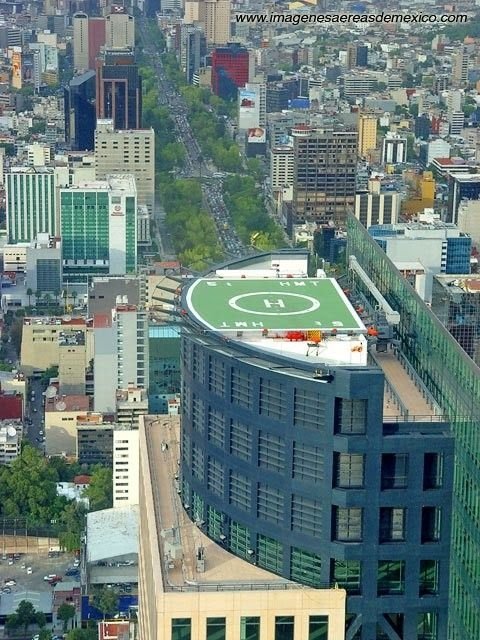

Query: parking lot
(0, 552), (78, 594)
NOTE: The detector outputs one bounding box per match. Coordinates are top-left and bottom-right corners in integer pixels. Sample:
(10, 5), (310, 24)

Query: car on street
(2, 586), (11, 594)
(27, 567), (32, 574)
(4, 580), (15, 586)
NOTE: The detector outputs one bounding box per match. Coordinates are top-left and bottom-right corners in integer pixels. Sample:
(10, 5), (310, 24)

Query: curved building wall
(180, 330), (453, 640)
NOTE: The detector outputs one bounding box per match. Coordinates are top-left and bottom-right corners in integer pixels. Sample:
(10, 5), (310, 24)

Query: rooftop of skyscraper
(142, 414), (321, 591)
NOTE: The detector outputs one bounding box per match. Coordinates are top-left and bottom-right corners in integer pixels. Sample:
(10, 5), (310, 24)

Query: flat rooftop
(144, 416), (296, 592)
(186, 277), (365, 332)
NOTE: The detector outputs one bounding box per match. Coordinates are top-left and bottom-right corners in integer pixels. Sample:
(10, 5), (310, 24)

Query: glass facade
(275, 616), (294, 640)
(309, 616), (329, 640)
(240, 617), (260, 640)
(206, 618), (226, 640)
(6, 172), (57, 243)
(347, 215), (480, 639)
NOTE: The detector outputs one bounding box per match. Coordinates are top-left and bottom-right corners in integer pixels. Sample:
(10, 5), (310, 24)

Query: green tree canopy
(84, 466), (113, 511)
(93, 588), (118, 618)
(57, 603), (76, 632)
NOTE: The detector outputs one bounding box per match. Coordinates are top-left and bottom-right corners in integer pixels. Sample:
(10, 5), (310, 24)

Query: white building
(270, 145), (294, 191)
(0, 425), (20, 464)
(381, 132), (407, 165)
(93, 304), (149, 413)
(113, 427), (139, 507)
(426, 139), (451, 166)
(457, 199), (480, 248)
(238, 82), (266, 131)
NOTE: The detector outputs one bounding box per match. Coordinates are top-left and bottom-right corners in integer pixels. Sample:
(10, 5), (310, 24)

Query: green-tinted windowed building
(347, 215), (480, 640)
(60, 174), (137, 284)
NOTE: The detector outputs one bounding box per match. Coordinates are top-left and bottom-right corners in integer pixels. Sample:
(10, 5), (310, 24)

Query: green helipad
(185, 278), (365, 331)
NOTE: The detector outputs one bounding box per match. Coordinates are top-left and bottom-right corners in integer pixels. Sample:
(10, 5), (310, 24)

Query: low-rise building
(0, 423), (21, 464)
(45, 394), (91, 456)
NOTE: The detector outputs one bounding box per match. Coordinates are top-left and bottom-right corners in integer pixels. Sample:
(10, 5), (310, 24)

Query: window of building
(423, 453), (443, 490)
(171, 618), (191, 640)
(309, 616), (329, 640)
(381, 454), (408, 489)
(192, 395), (205, 434)
(291, 547), (322, 587)
(293, 388), (326, 429)
(257, 534), (283, 574)
(421, 507), (442, 543)
(257, 483), (284, 524)
(230, 419), (252, 461)
(258, 431), (285, 472)
(377, 560), (405, 595)
(231, 369), (253, 409)
(207, 457), (224, 497)
(229, 470), (251, 511)
(206, 617), (226, 640)
(259, 378), (285, 420)
(209, 357), (225, 396)
(417, 613), (438, 640)
(292, 495), (322, 536)
(331, 559), (361, 594)
(334, 399), (367, 434)
(240, 617), (260, 640)
(419, 560), (439, 596)
(275, 617), (294, 640)
(207, 408), (225, 449)
(292, 442), (323, 483)
(229, 520), (250, 558)
(191, 443), (204, 481)
(379, 508), (406, 543)
(332, 507), (363, 541)
(333, 453), (365, 488)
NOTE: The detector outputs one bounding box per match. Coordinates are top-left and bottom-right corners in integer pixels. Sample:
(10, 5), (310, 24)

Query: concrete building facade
(95, 120), (155, 215)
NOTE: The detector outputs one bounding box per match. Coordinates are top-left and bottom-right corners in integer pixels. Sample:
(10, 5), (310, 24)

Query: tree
(93, 587), (118, 619)
(66, 629), (97, 640)
(39, 629), (53, 640)
(16, 599), (37, 632)
(41, 365), (59, 386)
(27, 288), (33, 306)
(84, 467), (113, 511)
(43, 293), (52, 308)
(36, 611), (47, 628)
(57, 603), (76, 632)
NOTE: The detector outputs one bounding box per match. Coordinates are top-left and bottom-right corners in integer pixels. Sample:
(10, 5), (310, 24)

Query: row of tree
(223, 175), (286, 250)
(162, 179), (224, 270)
(0, 445), (113, 551)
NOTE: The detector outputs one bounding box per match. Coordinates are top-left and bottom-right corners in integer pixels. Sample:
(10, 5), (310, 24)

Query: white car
(4, 580), (15, 587)
(27, 567), (32, 574)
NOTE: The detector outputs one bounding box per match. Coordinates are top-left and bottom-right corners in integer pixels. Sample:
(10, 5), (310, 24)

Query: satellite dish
(7, 426), (16, 437)
(45, 386), (58, 399)
(55, 401), (66, 411)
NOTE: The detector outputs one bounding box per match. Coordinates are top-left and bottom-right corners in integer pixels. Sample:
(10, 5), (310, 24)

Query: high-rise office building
(381, 132), (407, 165)
(113, 426), (139, 507)
(60, 175), (137, 283)
(355, 178), (401, 228)
(346, 215), (480, 640)
(270, 145), (294, 191)
(447, 172), (480, 223)
(181, 26), (205, 84)
(105, 12), (135, 49)
(6, 167), (60, 243)
(357, 113), (377, 157)
(211, 44), (249, 99)
(64, 70), (96, 151)
(93, 303), (148, 413)
(291, 126), (357, 227)
(173, 251), (453, 640)
(95, 48), (142, 130)
(139, 413), (347, 640)
(95, 120), (155, 215)
(451, 45), (469, 87)
(185, 0), (231, 44)
(72, 12), (89, 71)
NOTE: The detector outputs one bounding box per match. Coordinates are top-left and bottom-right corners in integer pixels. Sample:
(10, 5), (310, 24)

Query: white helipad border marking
(228, 292), (321, 316)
